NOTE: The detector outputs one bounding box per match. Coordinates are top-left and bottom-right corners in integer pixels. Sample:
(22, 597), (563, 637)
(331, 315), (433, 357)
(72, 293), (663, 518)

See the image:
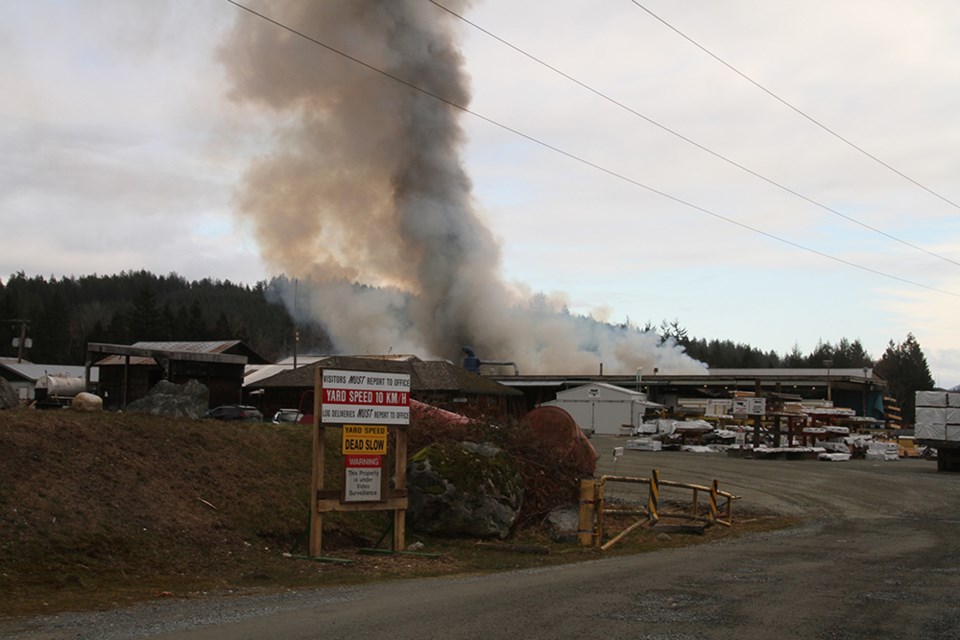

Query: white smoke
(222, 0), (706, 374)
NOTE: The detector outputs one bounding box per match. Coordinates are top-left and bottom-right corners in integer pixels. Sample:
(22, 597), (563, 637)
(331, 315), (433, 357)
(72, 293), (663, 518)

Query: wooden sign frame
(309, 368), (409, 557)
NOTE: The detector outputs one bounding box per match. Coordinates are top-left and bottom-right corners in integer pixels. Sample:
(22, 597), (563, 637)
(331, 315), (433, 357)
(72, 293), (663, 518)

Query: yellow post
(709, 479), (719, 523)
(578, 479), (596, 547)
(596, 480), (606, 547)
(648, 469), (660, 523)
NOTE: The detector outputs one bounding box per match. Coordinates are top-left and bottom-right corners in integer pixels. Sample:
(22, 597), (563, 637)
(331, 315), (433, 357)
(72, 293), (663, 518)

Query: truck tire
(938, 448), (960, 472)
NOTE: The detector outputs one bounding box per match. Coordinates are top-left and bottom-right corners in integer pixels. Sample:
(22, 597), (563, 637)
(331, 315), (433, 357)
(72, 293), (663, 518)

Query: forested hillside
(0, 271), (936, 421)
(0, 271), (331, 363)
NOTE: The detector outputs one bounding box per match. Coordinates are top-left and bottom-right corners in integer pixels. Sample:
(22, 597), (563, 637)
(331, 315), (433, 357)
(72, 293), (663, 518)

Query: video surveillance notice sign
(320, 369), (411, 425)
(343, 454), (383, 502)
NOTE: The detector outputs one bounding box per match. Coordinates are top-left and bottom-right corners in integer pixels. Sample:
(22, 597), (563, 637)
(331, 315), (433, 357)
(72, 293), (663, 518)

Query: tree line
(0, 271), (331, 364)
(0, 272), (936, 423)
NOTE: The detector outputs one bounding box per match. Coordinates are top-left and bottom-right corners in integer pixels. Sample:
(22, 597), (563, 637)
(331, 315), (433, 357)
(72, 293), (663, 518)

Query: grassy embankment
(0, 410), (791, 617)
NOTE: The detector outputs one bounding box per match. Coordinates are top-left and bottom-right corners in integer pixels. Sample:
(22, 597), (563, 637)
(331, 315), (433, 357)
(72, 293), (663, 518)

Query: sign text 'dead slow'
(341, 424), (388, 455)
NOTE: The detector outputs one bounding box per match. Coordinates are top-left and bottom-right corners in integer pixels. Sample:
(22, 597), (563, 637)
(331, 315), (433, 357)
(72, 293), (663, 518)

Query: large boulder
(126, 379), (210, 419)
(0, 378), (19, 409)
(71, 392), (103, 412)
(407, 441), (523, 540)
(543, 505), (581, 543)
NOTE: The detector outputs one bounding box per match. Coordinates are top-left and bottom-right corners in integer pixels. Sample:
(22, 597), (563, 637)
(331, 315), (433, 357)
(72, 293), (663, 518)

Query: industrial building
(495, 367), (893, 432)
(88, 340), (269, 410)
(246, 354), (524, 420)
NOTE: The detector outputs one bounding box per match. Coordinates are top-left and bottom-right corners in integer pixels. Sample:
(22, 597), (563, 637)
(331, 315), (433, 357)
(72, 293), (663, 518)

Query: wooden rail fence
(578, 469), (740, 551)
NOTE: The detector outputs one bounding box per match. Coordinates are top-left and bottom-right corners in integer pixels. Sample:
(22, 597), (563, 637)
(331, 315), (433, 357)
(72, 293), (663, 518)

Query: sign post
(309, 368), (411, 557)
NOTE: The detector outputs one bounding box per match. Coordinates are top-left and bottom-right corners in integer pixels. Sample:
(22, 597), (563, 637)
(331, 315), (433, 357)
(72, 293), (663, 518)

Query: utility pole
(823, 359), (833, 403)
(292, 279), (299, 369)
(2, 319), (31, 363)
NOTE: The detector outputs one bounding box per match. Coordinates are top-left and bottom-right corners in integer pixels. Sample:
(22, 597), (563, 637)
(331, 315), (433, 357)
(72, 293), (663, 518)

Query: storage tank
(35, 374), (86, 400)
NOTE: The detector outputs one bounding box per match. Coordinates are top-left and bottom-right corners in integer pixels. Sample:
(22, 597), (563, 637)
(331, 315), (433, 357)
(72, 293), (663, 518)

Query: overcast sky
(3, 1), (960, 383)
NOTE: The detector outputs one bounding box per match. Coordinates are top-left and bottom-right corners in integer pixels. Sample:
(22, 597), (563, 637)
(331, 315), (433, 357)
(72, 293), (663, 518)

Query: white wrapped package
(916, 422), (946, 441)
(915, 391), (948, 407)
(917, 391), (948, 408)
(916, 407), (946, 426)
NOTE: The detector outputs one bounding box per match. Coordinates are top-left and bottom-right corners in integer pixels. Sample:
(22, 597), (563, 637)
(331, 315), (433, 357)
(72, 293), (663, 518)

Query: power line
(426, 0), (960, 269)
(223, 0), (960, 299)
(628, 0), (960, 212)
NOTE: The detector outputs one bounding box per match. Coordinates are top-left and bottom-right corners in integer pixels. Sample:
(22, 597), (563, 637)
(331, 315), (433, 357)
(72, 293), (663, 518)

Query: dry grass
(0, 409), (794, 618)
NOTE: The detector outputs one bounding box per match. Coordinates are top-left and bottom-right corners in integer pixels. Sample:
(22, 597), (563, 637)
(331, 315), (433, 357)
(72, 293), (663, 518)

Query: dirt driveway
(591, 435), (956, 520)
(5, 437), (960, 640)
(587, 435), (960, 639)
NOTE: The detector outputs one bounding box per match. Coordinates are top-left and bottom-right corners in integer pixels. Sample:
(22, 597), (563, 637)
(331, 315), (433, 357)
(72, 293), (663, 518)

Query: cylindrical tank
(35, 374), (86, 398)
(521, 406), (597, 475)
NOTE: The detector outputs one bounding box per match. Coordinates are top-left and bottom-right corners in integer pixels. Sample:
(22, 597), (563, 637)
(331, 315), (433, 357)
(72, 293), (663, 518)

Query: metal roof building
(495, 367), (888, 422)
(247, 355), (524, 420)
(88, 341), (267, 410)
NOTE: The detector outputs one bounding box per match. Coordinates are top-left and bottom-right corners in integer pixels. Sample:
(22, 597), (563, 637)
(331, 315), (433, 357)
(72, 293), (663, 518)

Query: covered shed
(89, 340), (268, 410)
(541, 382), (662, 436)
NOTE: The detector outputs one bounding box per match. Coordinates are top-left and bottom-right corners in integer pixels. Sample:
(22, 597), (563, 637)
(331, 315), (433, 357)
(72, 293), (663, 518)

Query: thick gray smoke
(220, 0), (705, 375)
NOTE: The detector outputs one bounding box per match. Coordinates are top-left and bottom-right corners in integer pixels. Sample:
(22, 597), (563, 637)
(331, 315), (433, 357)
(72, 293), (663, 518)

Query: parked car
(204, 405), (264, 421)
(271, 408), (305, 424)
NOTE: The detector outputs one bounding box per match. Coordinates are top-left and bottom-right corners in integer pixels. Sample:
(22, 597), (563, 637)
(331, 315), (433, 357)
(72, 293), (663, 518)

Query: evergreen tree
(806, 340), (836, 368)
(185, 300), (208, 340)
(160, 303), (177, 341)
(0, 287), (21, 359)
(213, 312), (231, 339)
(32, 292), (70, 363)
(126, 287), (163, 341)
(785, 344), (804, 367)
(875, 333), (935, 426)
(105, 310), (128, 344)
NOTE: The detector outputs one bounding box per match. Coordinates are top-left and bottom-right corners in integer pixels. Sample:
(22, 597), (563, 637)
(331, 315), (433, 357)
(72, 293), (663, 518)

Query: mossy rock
(407, 441), (523, 539)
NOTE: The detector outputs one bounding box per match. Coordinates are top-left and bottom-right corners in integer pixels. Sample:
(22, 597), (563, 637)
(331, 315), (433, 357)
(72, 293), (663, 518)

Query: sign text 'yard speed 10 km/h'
(341, 425), (388, 455)
(320, 369), (411, 425)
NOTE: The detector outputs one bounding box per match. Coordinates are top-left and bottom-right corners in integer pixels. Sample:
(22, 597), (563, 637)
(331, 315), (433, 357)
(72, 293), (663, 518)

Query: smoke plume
(220, 0), (705, 374)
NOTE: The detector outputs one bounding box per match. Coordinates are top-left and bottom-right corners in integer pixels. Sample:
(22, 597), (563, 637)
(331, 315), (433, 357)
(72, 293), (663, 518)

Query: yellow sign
(342, 425), (388, 455)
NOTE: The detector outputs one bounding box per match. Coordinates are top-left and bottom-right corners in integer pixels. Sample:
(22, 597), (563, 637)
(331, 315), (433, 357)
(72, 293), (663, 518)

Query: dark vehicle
(271, 408), (305, 424)
(204, 405), (264, 422)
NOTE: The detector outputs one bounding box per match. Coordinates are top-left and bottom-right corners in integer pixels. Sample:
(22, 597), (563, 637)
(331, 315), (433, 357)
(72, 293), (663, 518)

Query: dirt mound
(0, 410), (316, 615)
(1, 407), (593, 616)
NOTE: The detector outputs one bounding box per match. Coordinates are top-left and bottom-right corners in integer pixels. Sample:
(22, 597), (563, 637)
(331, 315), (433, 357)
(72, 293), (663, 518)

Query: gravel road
(5, 435), (960, 640)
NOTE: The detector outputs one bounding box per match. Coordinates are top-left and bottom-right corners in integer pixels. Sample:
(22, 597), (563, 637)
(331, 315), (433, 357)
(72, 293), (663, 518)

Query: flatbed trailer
(915, 391), (960, 472)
